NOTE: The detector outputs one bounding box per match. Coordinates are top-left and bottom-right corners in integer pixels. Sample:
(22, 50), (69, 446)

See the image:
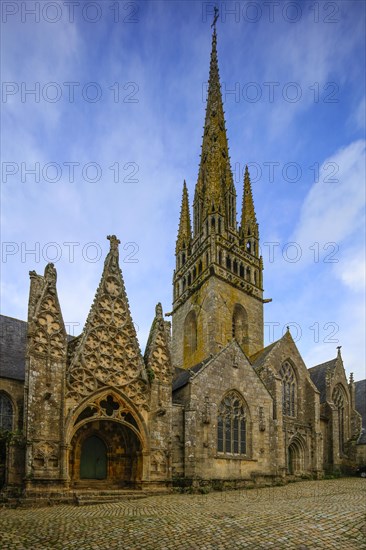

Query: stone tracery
(66, 238), (148, 409)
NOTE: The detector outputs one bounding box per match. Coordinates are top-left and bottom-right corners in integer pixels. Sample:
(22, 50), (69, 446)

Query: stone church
(0, 26), (365, 500)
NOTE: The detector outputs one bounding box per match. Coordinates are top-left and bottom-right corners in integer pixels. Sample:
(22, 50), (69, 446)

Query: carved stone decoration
(151, 450), (167, 474)
(32, 442), (59, 470)
(144, 303), (172, 384)
(202, 396), (211, 424)
(259, 406), (265, 431)
(66, 236), (149, 409)
(28, 264), (67, 359)
(74, 393), (141, 432)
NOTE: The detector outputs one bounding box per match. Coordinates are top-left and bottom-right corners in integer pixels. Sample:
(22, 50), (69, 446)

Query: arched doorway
(70, 419), (143, 488)
(80, 436), (107, 480)
(288, 438), (305, 475)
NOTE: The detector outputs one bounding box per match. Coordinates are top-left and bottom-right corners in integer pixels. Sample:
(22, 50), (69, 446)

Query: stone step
(73, 489), (169, 506)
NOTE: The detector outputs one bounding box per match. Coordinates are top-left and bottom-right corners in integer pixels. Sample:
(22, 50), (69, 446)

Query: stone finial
(336, 345), (342, 357)
(44, 263), (57, 285)
(155, 302), (163, 318)
(107, 234), (120, 251)
(349, 372), (354, 384)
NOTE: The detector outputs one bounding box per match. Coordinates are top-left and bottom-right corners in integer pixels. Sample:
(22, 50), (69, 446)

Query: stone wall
(172, 276), (263, 370)
(172, 342), (276, 482)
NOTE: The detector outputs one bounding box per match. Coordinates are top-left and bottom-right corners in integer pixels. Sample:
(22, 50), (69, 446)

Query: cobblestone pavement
(0, 478), (365, 550)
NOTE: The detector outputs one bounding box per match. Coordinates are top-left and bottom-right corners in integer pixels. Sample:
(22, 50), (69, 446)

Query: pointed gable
(251, 330), (319, 392)
(66, 235), (148, 409)
(308, 359), (337, 403)
(144, 303), (172, 385)
(309, 349), (351, 405)
(27, 264), (67, 360)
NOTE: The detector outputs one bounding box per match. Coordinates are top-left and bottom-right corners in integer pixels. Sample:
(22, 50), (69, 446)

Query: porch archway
(288, 436), (306, 475)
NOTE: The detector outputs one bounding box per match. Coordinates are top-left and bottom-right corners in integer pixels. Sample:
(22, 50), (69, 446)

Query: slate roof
(250, 341), (278, 370)
(357, 429), (366, 446)
(355, 379), (366, 428)
(0, 314), (76, 382)
(0, 315), (27, 381)
(308, 359), (337, 403)
(172, 357), (213, 392)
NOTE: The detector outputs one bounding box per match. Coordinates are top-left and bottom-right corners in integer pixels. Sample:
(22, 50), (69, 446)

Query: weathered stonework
(0, 23), (364, 502)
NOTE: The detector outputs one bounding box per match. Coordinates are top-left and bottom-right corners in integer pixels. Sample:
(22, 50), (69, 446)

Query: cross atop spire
(211, 6), (219, 29)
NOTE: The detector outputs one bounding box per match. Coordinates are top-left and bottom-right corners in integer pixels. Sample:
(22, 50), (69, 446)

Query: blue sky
(1, 0), (365, 380)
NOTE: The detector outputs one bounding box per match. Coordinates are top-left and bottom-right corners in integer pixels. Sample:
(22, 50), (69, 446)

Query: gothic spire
(195, 25), (234, 217)
(240, 165), (259, 255)
(241, 165), (257, 229)
(176, 180), (192, 252)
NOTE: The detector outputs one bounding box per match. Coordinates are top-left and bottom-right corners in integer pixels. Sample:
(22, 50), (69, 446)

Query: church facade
(0, 27), (364, 499)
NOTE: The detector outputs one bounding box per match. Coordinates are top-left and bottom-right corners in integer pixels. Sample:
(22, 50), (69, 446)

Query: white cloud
(333, 248), (366, 292)
(293, 140), (366, 249)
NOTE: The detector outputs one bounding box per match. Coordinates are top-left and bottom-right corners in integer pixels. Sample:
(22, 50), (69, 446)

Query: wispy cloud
(1, 1), (365, 380)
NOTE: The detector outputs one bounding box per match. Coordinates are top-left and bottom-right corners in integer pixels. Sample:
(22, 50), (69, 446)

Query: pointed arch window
(332, 384), (347, 454)
(279, 362), (297, 417)
(0, 393), (13, 431)
(217, 391), (247, 455)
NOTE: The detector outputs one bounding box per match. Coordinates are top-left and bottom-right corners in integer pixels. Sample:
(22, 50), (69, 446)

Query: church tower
(171, 24), (264, 369)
